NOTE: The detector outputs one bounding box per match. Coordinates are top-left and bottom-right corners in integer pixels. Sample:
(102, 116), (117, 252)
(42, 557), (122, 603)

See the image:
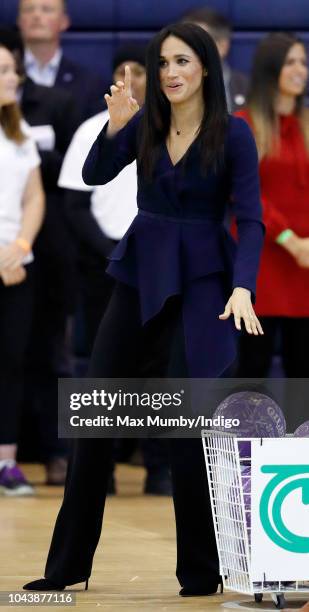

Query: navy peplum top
(82, 112), (264, 377)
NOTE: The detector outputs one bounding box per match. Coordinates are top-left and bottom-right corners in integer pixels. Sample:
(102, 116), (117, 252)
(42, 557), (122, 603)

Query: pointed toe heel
(23, 578), (89, 591)
(23, 579), (65, 591)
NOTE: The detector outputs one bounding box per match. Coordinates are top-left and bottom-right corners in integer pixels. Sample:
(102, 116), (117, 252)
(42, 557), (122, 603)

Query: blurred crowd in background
(0, 0), (308, 496)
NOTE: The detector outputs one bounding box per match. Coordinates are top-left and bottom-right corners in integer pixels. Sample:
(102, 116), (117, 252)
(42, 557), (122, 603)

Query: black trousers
(237, 316), (309, 431)
(45, 283), (219, 588)
(79, 253), (116, 355)
(20, 213), (76, 460)
(0, 265), (34, 444)
(80, 256), (170, 473)
(237, 316), (309, 377)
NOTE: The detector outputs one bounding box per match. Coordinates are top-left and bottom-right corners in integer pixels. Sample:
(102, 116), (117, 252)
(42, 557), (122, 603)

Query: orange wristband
(15, 237), (31, 253)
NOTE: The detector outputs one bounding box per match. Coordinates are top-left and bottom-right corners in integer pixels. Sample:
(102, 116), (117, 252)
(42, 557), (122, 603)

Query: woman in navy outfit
(24, 23), (264, 596)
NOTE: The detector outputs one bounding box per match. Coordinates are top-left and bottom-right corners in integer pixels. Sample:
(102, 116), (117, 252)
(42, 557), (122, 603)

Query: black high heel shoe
(23, 578), (89, 591)
(179, 576), (223, 597)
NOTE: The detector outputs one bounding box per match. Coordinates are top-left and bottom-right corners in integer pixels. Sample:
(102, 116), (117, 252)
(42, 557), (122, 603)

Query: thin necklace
(172, 123), (201, 137)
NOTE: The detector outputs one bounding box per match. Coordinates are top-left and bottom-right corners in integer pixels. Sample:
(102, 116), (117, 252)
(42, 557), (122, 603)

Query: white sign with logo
(251, 438), (309, 581)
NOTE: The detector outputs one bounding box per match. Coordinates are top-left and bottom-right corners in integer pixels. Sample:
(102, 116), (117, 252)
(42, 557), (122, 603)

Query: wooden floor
(0, 464), (307, 611)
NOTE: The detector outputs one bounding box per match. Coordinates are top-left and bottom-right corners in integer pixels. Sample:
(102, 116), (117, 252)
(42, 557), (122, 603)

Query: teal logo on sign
(260, 465), (309, 553)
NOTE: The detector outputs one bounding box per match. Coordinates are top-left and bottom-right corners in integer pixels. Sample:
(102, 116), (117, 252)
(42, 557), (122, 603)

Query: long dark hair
(247, 32), (309, 157)
(138, 22), (228, 177)
(0, 44), (25, 144)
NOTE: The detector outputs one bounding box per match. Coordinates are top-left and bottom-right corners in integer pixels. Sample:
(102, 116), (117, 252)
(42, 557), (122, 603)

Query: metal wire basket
(202, 430), (309, 609)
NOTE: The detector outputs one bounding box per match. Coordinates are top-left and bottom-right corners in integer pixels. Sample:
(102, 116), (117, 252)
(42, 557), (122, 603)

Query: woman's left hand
(219, 287), (264, 335)
(0, 242), (26, 270)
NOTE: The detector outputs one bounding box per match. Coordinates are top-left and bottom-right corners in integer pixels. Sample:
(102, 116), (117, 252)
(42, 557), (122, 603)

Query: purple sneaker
(0, 461), (34, 496)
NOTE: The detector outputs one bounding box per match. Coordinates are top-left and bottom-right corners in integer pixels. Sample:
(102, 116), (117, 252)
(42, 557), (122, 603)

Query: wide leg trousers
(45, 282), (219, 589)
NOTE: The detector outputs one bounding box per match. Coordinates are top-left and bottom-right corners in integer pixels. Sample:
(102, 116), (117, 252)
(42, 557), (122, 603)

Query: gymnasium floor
(0, 464), (307, 611)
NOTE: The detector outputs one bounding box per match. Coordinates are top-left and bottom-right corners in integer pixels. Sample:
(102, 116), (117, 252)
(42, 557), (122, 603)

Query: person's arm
(260, 195), (291, 241)
(259, 195), (309, 265)
(19, 166), (46, 243)
(229, 117), (265, 299)
(82, 65), (140, 186)
(82, 115), (140, 187)
(255, 181), (309, 267)
(0, 167), (45, 270)
(234, 111), (306, 259)
(219, 117), (265, 335)
(64, 189), (116, 258)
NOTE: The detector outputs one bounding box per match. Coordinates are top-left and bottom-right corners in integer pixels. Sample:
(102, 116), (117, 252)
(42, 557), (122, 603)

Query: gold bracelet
(15, 237), (31, 253)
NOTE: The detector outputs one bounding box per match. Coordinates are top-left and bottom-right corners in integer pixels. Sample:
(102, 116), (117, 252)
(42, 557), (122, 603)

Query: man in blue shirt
(17, 0), (105, 122)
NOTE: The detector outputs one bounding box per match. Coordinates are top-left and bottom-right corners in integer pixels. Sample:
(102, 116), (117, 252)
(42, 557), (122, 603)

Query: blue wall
(2, 0), (309, 29)
(1, 0), (309, 84)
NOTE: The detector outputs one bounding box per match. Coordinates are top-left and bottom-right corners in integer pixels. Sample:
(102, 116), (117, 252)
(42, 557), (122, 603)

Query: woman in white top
(0, 44), (45, 496)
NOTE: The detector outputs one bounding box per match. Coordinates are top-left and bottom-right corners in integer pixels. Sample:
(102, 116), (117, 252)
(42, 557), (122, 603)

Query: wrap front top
(82, 112), (264, 377)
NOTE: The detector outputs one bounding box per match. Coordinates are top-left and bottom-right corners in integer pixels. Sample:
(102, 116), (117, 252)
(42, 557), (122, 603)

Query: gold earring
(204, 70), (208, 77)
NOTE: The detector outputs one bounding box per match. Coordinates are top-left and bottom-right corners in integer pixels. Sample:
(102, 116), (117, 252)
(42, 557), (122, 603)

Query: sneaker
(0, 461), (34, 496)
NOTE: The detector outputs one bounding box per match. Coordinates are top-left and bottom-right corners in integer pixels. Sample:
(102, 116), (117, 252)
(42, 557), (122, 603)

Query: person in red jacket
(235, 32), (309, 377)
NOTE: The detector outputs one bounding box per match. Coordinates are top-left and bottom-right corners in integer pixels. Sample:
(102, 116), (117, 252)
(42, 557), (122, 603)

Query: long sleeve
(82, 112), (141, 186)
(228, 117), (265, 300)
(234, 110), (292, 241)
(260, 196), (290, 240)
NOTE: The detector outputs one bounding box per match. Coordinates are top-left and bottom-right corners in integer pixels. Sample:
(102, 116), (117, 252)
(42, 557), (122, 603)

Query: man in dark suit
(17, 0), (105, 122)
(0, 27), (79, 485)
(182, 7), (248, 112)
(21, 76), (79, 186)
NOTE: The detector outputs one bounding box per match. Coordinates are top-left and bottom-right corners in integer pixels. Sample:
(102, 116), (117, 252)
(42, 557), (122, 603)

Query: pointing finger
(124, 64), (132, 97)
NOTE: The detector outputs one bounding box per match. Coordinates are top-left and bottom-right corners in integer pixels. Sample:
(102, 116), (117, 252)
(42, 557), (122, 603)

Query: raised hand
(104, 65), (140, 135)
